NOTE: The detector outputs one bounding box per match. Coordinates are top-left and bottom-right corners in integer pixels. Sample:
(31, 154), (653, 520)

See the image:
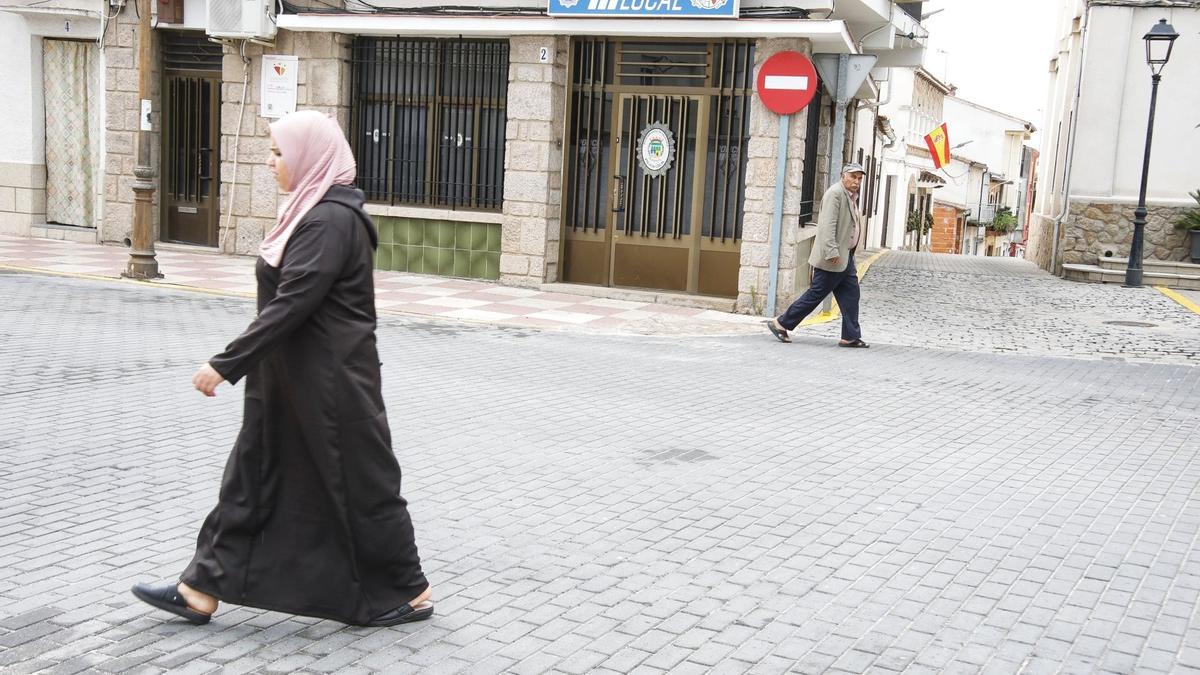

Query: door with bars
(161, 33), (222, 247)
(562, 38), (754, 297)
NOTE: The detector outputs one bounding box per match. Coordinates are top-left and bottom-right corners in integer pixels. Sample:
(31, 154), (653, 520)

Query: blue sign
(548, 0), (739, 19)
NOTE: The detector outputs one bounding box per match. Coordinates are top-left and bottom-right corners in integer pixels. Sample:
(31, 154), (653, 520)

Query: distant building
(854, 72), (1035, 257)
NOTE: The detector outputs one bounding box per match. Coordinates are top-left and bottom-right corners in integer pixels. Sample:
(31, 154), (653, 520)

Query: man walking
(765, 163), (869, 348)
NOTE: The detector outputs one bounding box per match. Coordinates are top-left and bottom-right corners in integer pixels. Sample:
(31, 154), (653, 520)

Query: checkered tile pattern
(0, 235), (763, 335)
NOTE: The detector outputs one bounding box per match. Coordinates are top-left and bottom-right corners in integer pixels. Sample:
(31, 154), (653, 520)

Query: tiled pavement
(0, 235), (768, 337)
(3, 235), (1198, 364)
(2, 268), (1200, 674)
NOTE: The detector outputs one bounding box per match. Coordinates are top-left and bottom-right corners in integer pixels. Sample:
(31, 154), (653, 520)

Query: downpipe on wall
(1049, 4), (1092, 273)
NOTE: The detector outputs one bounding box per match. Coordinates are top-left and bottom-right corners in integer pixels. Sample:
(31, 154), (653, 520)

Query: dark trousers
(777, 254), (862, 340)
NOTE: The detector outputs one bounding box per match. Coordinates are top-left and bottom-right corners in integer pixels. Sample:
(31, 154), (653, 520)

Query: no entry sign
(756, 51), (818, 116)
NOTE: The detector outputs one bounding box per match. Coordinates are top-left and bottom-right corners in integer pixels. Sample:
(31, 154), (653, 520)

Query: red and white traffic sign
(756, 51), (819, 116)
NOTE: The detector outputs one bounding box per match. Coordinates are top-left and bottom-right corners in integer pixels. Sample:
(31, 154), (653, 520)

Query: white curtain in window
(43, 39), (100, 227)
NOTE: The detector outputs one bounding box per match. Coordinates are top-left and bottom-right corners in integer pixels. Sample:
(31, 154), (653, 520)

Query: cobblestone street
(2, 262), (1199, 674)
(799, 252), (1200, 364)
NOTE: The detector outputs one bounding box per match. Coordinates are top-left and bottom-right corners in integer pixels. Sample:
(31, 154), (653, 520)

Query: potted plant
(989, 208), (1018, 235)
(1176, 189), (1200, 263)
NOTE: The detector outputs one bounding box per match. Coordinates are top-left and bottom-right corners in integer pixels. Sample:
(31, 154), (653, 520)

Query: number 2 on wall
(539, 47), (550, 64)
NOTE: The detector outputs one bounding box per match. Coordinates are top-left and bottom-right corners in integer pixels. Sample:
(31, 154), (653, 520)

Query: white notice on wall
(261, 55), (299, 119)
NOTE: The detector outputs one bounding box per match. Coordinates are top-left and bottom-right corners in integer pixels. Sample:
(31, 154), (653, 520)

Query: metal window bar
(703, 40), (753, 243)
(350, 37), (508, 211)
(566, 38), (751, 240)
(566, 38), (613, 234)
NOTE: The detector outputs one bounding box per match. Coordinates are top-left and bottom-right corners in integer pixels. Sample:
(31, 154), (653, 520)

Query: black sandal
(765, 320), (791, 343)
(839, 338), (870, 348)
(365, 600), (434, 627)
(131, 583), (212, 625)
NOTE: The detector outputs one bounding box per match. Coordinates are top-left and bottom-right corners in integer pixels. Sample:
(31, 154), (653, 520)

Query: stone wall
(0, 162), (46, 236)
(1026, 213), (1055, 271)
(737, 38), (814, 316)
(499, 36), (568, 288)
(1043, 199), (1191, 270)
(218, 32), (353, 255)
(101, 7), (160, 245)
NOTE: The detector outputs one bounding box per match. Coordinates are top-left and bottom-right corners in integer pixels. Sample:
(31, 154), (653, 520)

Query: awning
(916, 170), (944, 189)
(277, 14), (857, 52)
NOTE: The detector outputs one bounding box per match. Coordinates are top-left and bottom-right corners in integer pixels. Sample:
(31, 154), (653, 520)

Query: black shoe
(131, 583), (212, 625)
(365, 601), (434, 627)
(765, 320), (791, 343)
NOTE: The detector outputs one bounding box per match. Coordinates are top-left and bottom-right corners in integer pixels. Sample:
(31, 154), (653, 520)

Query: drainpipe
(1049, 4), (1092, 273)
(860, 78), (894, 246)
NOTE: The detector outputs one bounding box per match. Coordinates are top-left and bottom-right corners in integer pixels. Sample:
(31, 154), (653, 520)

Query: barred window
(351, 38), (509, 211)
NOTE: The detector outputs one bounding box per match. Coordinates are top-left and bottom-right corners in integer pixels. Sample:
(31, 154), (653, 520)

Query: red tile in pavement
(460, 302), (542, 317)
(430, 279), (493, 291)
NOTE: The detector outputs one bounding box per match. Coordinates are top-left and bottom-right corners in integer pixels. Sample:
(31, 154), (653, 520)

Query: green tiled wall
(374, 217), (501, 280)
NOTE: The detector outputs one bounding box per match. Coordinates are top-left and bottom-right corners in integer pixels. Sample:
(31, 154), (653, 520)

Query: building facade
(2, 0), (932, 315)
(0, 0), (103, 241)
(1029, 0), (1199, 273)
(853, 66), (953, 253)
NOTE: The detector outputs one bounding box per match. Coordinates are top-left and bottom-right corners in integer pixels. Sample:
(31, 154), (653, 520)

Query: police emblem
(637, 123), (675, 178)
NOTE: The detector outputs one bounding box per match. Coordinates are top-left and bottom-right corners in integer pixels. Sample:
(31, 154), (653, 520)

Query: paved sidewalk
(2, 272), (1200, 674)
(0, 235), (770, 337)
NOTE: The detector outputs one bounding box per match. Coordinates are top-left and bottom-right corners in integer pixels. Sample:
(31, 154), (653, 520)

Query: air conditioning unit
(206, 0), (277, 40)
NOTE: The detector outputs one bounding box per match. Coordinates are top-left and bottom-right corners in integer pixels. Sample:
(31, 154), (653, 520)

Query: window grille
(350, 38), (509, 211)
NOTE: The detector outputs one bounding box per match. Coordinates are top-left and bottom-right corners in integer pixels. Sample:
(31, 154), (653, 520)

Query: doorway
(160, 32), (222, 247)
(562, 39), (753, 297)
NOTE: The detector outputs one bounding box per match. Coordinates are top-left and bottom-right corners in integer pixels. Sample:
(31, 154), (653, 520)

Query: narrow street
(2, 258), (1198, 674)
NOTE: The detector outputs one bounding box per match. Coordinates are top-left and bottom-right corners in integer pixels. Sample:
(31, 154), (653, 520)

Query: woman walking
(132, 110), (432, 627)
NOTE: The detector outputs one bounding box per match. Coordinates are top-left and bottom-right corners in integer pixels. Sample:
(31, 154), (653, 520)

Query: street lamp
(1125, 18), (1179, 287)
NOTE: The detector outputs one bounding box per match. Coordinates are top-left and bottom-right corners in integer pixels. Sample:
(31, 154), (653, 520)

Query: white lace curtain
(43, 39), (100, 227)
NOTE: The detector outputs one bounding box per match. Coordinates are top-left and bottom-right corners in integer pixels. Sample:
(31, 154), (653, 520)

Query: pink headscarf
(259, 110), (357, 267)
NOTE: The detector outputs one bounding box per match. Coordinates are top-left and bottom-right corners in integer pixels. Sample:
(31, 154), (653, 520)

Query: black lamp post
(1125, 18), (1179, 287)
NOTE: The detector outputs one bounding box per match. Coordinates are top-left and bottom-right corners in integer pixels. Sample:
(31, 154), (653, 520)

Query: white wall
(0, 14), (38, 164)
(0, 12), (101, 166)
(1070, 5), (1200, 204)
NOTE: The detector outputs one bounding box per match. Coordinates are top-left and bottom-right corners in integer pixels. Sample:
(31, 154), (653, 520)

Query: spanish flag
(924, 123), (951, 169)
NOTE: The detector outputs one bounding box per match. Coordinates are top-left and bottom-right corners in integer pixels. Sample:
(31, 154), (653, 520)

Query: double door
(563, 91), (745, 296)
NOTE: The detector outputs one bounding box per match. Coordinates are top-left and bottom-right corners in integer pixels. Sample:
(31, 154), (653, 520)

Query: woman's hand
(193, 363), (226, 397)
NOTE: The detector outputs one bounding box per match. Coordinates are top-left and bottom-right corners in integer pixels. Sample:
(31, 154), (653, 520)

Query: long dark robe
(181, 185), (428, 625)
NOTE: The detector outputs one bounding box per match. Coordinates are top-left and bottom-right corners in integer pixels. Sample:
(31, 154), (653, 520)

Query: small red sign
(756, 51), (819, 116)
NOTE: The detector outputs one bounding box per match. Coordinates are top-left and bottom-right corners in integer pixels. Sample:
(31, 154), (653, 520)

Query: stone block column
(500, 36), (568, 288)
(737, 38), (814, 315)
(218, 31), (352, 255)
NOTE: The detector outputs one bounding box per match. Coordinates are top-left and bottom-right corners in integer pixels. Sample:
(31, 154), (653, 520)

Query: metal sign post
(755, 51), (818, 317)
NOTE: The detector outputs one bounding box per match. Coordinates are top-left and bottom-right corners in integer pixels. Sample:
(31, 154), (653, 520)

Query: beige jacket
(808, 182), (863, 273)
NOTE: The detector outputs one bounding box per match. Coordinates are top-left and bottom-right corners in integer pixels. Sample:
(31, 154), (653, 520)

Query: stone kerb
(737, 38), (813, 315)
(500, 36), (567, 287)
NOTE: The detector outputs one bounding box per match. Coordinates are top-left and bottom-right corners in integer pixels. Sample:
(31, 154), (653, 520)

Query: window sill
(363, 203), (505, 225)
